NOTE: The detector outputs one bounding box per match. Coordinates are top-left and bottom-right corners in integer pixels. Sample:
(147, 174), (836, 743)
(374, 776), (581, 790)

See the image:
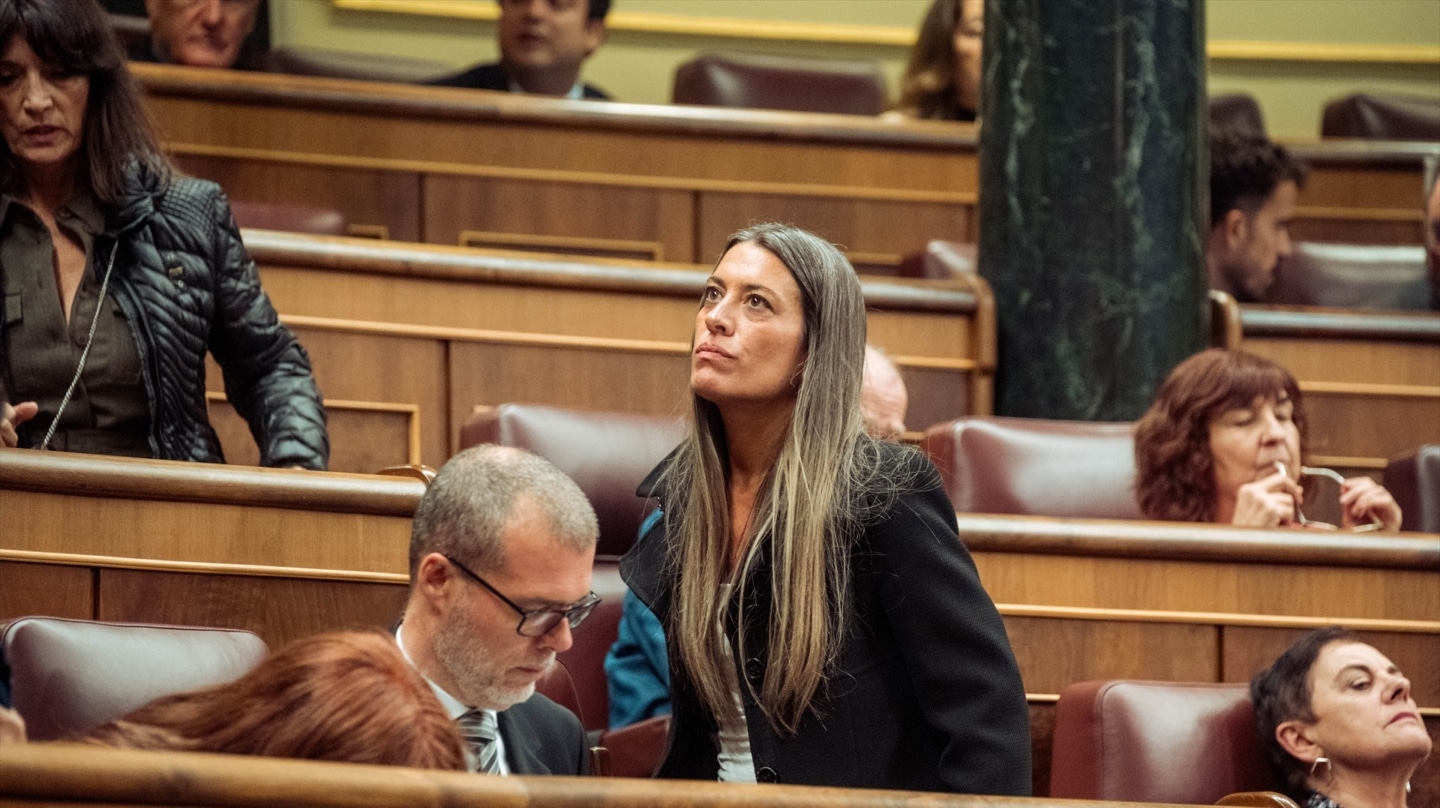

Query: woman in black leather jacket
(0, 0), (326, 468)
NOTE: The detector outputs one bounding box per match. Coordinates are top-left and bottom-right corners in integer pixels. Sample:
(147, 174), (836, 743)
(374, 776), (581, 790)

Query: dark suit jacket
(428, 61), (611, 100)
(621, 442), (1032, 793)
(499, 692), (589, 775)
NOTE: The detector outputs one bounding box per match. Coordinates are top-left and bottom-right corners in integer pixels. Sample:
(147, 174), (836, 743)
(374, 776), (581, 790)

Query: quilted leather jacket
(2, 165), (328, 469)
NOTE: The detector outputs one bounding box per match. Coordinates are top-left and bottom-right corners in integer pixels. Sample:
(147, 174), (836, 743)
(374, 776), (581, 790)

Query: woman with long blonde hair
(620, 223), (1029, 792)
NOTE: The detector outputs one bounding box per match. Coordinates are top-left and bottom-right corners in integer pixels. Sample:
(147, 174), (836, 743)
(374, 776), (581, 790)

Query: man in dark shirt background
(431, 0), (611, 100)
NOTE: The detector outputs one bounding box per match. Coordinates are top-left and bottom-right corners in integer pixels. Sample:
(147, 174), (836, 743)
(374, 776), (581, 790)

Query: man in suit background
(397, 445), (599, 774)
(133, 0), (266, 68)
(430, 0), (611, 99)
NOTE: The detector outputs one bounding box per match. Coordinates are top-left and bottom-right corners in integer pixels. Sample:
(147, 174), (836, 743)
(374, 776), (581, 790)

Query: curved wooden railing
(0, 742), (1177, 808)
(0, 448), (423, 516)
(136, 62), (979, 150)
(241, 229), (987, 316)
(958, 513), (1440, 571)
(1239, 305), (1440, 342)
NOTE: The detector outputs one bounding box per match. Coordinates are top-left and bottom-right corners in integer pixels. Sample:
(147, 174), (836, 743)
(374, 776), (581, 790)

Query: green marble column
(979, 0), (1207, 420)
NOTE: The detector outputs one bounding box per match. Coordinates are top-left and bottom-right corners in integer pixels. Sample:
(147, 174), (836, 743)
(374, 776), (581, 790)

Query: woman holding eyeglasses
(619, 223), (1030, 793)
(1134, 349), (1401, 531)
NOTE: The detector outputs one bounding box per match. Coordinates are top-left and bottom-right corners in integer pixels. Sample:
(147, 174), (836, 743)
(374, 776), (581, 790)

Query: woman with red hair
(0, 631), (466, 769)
(1134, 349), (1400, 530)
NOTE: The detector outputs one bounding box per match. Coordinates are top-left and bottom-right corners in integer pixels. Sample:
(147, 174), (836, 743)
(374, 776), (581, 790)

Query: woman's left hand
(1339, 477), (1402, 532)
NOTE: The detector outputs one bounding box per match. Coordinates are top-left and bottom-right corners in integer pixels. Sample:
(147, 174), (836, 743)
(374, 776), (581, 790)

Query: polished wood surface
(1234, 305), (1440, 474)
(139, 64), (979, 264)
(204, 231), (993, 471)
(0, 740), (1205, 808)
(0, 449), (420, 572)
(134, 64), (1436, 260)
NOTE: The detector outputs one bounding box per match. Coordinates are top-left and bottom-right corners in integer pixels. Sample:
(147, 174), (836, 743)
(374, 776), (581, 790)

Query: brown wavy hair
(0, 0), (170, 205)
(895, 0), (977, 122)
(81, 631), (465, 769)
(1134, 349), (1306, 523)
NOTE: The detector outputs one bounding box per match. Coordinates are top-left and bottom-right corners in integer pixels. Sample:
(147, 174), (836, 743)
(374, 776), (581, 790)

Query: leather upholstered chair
(920, 416), (1142, 519)
(672, 52), (889, 116)
(1264, 242), (1432, 310)
(595, 714), (670, 777)
(1050, 680), (1293, 806)
(229, 200), (349, 237)
(1210, 93), (1267, 137)
(3, 616), (269, 741)
(459, 404), (684, 559)
(458, 403), (684, 732)
(1386, 444), (1440, 533)
(1322, 93), (1440, 141)
(897, 240), (977, 279)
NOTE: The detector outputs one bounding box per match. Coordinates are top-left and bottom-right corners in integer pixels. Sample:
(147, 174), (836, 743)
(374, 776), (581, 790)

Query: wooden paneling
(1221, 625), (1440, 706)
(139, 65), (983, 264)
(96, 568), (408, 651)
(696, 193), (974, 267)
(1237, 311), (1440, 470)
(448, 343), (690, 433)
(174, 154), (421, 241)
(208, 397), (419, 472)
(1004, 617), (1220, 693)
(0, 451), (421, 573)
(1290, 143), (1438, 246)
(0, 561), (92, 622)
(424, 175), (693, 260)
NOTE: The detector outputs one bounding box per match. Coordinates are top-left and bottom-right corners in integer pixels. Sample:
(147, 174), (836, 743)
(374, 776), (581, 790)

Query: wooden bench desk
(1231, 305), (1440, 477)
(136, 64), (1439, 262)
(209, 230), (993, 471)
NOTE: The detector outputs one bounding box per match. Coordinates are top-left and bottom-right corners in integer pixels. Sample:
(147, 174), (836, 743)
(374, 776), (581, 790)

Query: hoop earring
(1310, 756), (1332, 783)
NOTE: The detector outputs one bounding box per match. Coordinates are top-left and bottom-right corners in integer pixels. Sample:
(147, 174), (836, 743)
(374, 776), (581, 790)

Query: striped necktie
(457, 709), (502, 774)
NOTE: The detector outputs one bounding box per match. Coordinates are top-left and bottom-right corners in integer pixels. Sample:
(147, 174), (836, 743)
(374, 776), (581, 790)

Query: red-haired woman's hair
(1134, 349), (1306, 523)
(81, 630), (465, 770)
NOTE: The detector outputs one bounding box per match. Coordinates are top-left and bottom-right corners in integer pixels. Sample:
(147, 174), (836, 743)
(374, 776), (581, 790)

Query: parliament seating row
(205, 230), (993, 473)
(135, 64), (1439, 257)
(3, 447), (1436, 796)
(203, 229), (1437, 480)
(0, 615), (1297, 804)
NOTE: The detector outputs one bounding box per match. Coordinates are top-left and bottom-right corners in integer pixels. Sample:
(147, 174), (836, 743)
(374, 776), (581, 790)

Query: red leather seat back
(459, 404), (684, 559)
(672, 52), (889, 116)
(920, 416), (1142, 519)
(898, 240), (978, 279)
(1050, 680), (1280, 803)
(229, 200), (349, 236)
(3, 617), (269, 741)
(1265, 242), (1431, 310)
(596, 714), (670, 777)
(1322, 93), (1440, 141)
(1386, 444), (1440, 533)
(1210, 93), (1267, 137)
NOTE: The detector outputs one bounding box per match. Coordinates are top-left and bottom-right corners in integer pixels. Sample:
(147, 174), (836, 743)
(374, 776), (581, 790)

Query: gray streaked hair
(409, 445), (597, 578)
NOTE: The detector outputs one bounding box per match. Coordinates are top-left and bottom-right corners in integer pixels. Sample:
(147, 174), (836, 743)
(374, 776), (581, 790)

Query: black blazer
(621, 442), (1031, 793)
(499, 693), (589, 775)
(428, 61), (611, 100)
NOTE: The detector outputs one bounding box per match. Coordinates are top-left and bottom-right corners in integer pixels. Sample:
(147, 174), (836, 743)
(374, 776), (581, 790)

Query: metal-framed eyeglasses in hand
(443, 554), (601, 637)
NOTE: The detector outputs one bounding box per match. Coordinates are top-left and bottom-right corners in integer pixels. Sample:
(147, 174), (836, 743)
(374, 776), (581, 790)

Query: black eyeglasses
(443, 554), (600, 637)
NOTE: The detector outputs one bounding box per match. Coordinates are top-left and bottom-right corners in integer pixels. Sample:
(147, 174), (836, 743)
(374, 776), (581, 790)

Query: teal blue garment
(604, 509), (672, 728)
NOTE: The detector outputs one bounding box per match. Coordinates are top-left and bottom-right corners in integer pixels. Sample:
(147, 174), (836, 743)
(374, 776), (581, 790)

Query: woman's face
(0, 36), (89, 176)
(1207, 393), (1301, 496)
(1285, 641), (1432, 773)
(691, 241), (807, 416)
(951, 0), (984, 114)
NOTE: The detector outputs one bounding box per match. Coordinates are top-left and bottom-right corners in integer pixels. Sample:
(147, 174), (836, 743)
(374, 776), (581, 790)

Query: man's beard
(433, 602), (550, 710)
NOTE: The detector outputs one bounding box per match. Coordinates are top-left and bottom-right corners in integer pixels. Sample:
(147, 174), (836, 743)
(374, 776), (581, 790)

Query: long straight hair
(0, 0), (170, 205)
(664, 222), (880, 735)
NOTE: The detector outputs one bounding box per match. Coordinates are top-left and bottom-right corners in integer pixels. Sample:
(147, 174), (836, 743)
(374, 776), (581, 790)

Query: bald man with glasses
(397, 444), (599, 775)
